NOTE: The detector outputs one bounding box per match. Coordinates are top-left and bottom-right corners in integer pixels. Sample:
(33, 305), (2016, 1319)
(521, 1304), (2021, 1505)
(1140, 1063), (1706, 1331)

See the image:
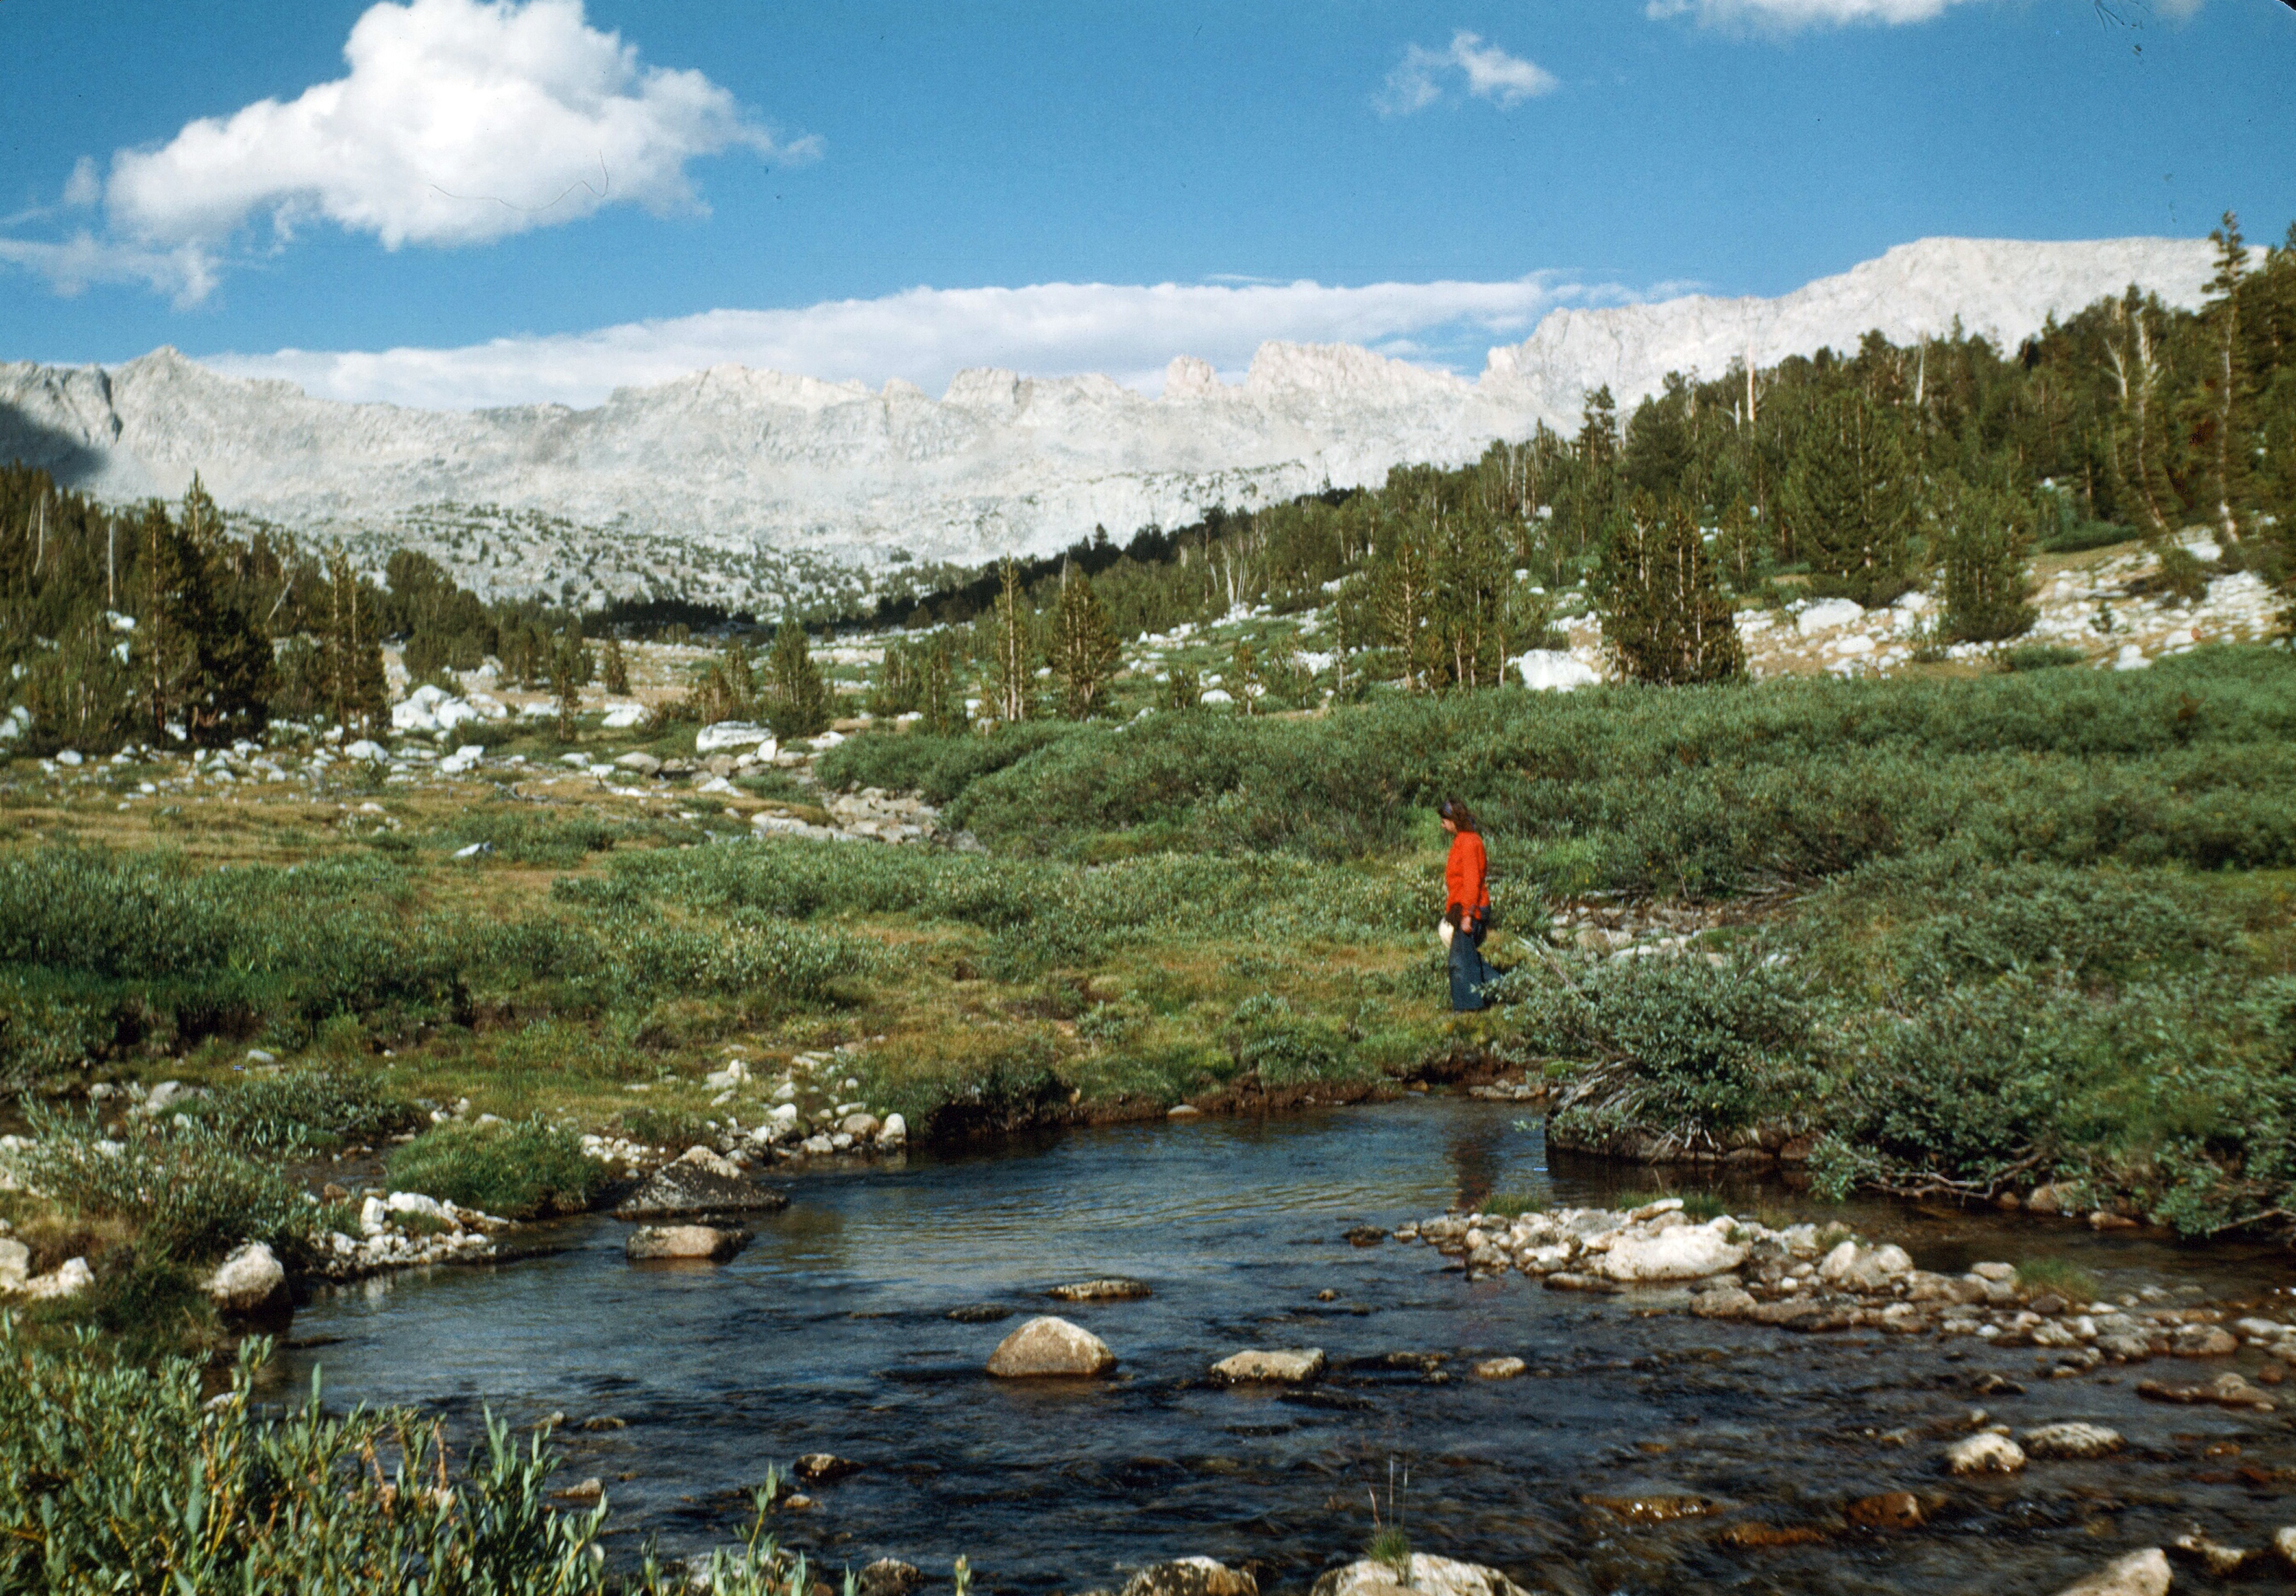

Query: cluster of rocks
(614, 1145), (788, 1264)
(309, 1189), (511, 1280)
(753, 784), (949, 847)
(1404, 1199), (2280, 1379)
(0, 1222), (93, 1302)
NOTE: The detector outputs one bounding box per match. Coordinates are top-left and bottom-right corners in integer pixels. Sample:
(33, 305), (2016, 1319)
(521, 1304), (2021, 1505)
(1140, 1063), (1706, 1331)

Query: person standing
(1439, 799), (1493, 1011)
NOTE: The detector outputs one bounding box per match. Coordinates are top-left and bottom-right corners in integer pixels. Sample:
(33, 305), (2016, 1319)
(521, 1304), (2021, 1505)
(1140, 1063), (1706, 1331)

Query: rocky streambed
(265, 1098), (2296, 1595)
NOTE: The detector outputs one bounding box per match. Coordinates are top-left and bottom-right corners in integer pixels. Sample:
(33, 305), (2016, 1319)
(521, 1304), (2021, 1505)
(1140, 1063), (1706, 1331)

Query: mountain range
(0, 236), (2223, 606)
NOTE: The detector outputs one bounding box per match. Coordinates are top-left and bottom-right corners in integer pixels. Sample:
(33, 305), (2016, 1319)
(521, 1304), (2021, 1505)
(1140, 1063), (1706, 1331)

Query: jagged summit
(0, 236), (2224, 591)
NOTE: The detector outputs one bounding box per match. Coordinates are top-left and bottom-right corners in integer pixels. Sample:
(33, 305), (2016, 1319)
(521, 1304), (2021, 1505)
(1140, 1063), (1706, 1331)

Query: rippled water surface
(275, 1100), (2296, 1595)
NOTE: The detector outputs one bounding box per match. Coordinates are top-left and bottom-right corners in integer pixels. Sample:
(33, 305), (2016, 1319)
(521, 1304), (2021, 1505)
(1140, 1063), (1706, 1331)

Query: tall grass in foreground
(0, 1321), (810, 1595)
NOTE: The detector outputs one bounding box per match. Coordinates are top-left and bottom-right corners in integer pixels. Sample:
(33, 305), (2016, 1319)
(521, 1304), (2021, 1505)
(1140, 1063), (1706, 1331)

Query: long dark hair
(1437, 799), (1478, 834)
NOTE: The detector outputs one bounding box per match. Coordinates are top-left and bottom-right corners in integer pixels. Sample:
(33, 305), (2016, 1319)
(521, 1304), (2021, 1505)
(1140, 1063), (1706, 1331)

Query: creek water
(273, 1099), (2296, 1595)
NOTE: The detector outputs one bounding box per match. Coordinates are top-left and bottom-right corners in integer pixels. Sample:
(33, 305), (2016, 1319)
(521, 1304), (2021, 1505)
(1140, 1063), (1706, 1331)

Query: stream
(273, 1098), (2296, 1595)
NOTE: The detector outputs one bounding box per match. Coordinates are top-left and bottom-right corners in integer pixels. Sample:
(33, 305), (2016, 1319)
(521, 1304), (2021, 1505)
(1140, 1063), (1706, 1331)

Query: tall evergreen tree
(2105, 289), (2184, 538)
(1368, 516), (1438, 691)
(1598, 492), (1745, 686)
(1047, 563), (1121, 719)
(601, 633), (629, 695)
(1780, 388), (1918, 608)
(765, 618), (832, 739)
(323, 547), (387, 736)
(983, 558), (1032, 723)
(1936, 479), (2039, 643)
(918, 635), (969, 736)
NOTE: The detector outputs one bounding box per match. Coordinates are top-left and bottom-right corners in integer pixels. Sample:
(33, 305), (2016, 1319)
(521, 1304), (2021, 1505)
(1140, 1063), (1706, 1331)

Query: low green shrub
(2015, 1257), (2101, 1302)
(384, 1117), (605, 1219)
(2000, 644), (2085, 672)
(9, 1106), (336, 1267)
(186, 1068), (413, 1155)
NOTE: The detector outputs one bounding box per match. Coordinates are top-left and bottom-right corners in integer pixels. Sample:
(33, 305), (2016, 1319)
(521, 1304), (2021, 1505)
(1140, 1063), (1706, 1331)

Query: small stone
(2023, 1422), (2123, 1459)
(625, 1224), (751, 1262)
(1971, 1262), (2018, 1283)
(1945, 1433), (2027, 1475)
(2049, 1549), (2170, 1596)
(794, 1453), (861, 1483)
(1472, 1357), (1526, 1379)
(2088, 1210), (2139, 1231)
(552, 1477), (604, 1504)
(1691, 1287), (1757, 1320)
(2171, 1528), (2254, 1578)
(1047, 1277), (1152, 1301)
(1167, 1104), (1202, 1118)
(1210, 1348), (1326, 1384)
(1844, 1492), (1925, 1530)
(22, 1258), (93, 1300)
(2275, 1527), (2296, 1572)
(985, 1316), (1116, 1378)
(859, 1560), (925, 1596)
(1119, 1558), (1258, 1596)
(948, 1303), (1014, 1323)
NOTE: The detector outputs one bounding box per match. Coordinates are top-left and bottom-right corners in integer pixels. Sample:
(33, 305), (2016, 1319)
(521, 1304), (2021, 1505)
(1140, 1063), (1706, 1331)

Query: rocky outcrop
(613, 1146), (790, 1220)
(1119, 1559), (1256, 1596)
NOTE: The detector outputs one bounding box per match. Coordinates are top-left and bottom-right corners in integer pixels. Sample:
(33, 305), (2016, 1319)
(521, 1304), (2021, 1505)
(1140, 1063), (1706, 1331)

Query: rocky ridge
(0, 238), (2223, 603)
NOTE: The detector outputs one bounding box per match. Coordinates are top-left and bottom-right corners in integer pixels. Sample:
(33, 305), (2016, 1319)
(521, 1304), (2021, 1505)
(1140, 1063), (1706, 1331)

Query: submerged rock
(1472, 1356), (1526, 1379)
(859, 1561), (924, 1596)
(1049, 1277), (1152, 1301)
(986, 1315), (1116, 1377)
(2022, 1422), (2123, 1459)
(948, 1303), (1015, 1323)
(1844, 1492), (1927, 1530)
(1210, 1348), (1326, 1384)
(794, 1453), (862, 1482)
(1945, 1433), (2026, 1475)
(626, 1224), (751, 1262)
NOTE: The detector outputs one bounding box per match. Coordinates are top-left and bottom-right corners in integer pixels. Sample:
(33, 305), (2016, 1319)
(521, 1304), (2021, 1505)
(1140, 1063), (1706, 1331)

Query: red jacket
(1445, 830), (1489, 932)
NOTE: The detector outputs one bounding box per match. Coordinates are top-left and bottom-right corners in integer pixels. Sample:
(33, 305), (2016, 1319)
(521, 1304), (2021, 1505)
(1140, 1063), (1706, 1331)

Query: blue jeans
(1449, 927), (1491, 1011)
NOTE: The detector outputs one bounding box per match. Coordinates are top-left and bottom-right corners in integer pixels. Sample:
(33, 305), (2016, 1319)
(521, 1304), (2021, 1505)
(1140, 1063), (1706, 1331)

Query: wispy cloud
(0, 234), (217, 307)
(1, 0), (809, 304)
(203, 272), (1635, 412)
(1378, 31), (1558, 116)
(1646, 0), (1979, 27)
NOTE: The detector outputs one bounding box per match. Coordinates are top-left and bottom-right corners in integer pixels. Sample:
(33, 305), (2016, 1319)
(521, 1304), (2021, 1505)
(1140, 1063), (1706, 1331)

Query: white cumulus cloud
(3, 0), (805, 303)
(202, 272), (1633, 412)
(1378, 31), (1558, 115)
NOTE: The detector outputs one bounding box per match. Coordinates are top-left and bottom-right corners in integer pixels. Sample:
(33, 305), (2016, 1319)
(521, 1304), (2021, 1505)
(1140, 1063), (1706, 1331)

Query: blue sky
(1, 0), (2290, 407)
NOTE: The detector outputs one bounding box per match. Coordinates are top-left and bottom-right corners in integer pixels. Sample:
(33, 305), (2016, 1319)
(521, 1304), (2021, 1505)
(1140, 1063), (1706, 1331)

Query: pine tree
(1369, 516), (1438, 691)
(552, 636), (581, 743)
(323, 547), (387, 736)
(1163, 664), (1201, 711)
(1598, 492), (1745, 686)
(1227, 637), (1262, 714)
(1429, 511), (1511, 691)
(1047, 562), (1122, 718)
(1715, 495), (1763, 590)
(1780, 388), (1918, 608)
(1936, 479), (2038, 643)
(983, 558), (1032, 723)
(602, 633), (630, 695)
(764, 618), (831, 739)
(918, 635), (969, 736)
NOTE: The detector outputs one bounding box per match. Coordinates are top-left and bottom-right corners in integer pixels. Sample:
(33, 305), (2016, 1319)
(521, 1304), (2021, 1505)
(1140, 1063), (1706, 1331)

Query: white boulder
(695, 722), (774, 755)
(1516, 650), (1602, 692)
(1593, 1220), (1747, 1284)
(206, 1241), (288, 1314)
(1796, 598), (1865, 634)
(2049, 1549), (2169, 1596)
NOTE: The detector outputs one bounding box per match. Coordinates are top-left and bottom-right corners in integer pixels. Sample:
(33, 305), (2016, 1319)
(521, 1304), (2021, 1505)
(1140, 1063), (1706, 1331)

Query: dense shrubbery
(846, 648), (2296, 893)
(0, 1322), (807, 1595)
(1493, 847), (2296, 1234)
(384, 1117), (604, 1218)
(9, 1106), (341, 1267)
